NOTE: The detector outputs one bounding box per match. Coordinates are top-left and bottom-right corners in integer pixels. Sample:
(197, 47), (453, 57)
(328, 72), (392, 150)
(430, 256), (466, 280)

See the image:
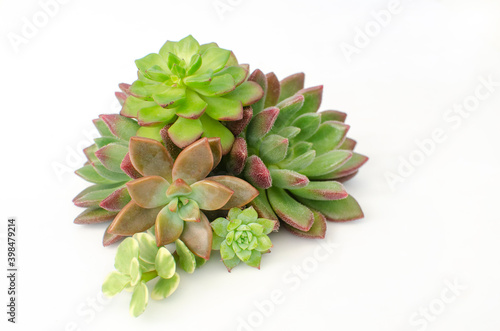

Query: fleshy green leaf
(259, 134), (289, 165)
(291, 113), (321, 141)
(152, 87), (186, 108)
(207, 176), (259, 209)
(211, 217), (229, 237)
(278, 73), (305, 102)
(95, 143), (129, 173)
(244, 250), (262, 268)
(307, 121), (350, 154)
(151, 273), (180, 300)
(299, 150), (352, 177)
(129, 258), (142, 286)
(174, 89), (207, 119)
(267, 186), (314, 231)
(73, 207), (118, 224)
(155, 206), (185, 246)
(133, 233), (159, 264)
(109, 202), (161, 236)
(168, 117), (204, 148)
(171, 138), (213, 185)
(220, 241), (235, 260)
(223, 81), (264, 106)
(283, 209), (327, 239)
(201, 95), (243, 121)
(296, 195), (364, 222)
(199, 114), (235, 155)
(102, 271), (131, 297)
(175, 240), (196, 273)
(155, 247), (176, 279)
(114, 238), (140, 274)
(130, 282), (148, 317)
(255, 218), (277, 235)
(289, 181), (348, 201)
(198, 47), (231, 74)
(100, 114), (140, 141)
(127, 176), (170, 209)
(75, 164), (113, 184)
(269, 168), (309, 189)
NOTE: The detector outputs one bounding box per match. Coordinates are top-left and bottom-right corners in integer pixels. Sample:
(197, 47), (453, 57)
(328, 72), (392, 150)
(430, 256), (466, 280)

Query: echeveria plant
(211, 207), (276, 271)
(117, 35), (263, 154)
(72, 35), (368, 317)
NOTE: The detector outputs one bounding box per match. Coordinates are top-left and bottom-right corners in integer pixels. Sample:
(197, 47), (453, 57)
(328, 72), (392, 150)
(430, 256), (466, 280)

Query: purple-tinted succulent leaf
(290, 113), (321, 141)
(155, 206), (184, 246)
(307, 121), (350, 154)
(201, 95), (243, 121)
(189, 179), (234, 210)
(172, 138), (213, 185)
(300, 150), (352, 177)
(259, 135), (289, 164)
(127, 176), (170, 208)
(335, 171), (359, 183)
(92, 161), (131, 182)
(246, 107), (280, 145)
(278, 73), (305, 102)
(103, 224), (124, 247)
(247, 69), (267, 115)
(168, 117), (204, 148)
(339, 138), (357, 151)
(166, 178), (192, 197)
(75, 165), (113, 184)
(283, 210), (326, 239)
(226, 137), (248, 175)
(174, 89), (207, 119)
(208, 176), (259, 209)
(95, 143), (129, 173)
(92, 119), (113, 139)
(296, 195), (364, 222)
(224, 81), (264, 107)
(311, 153), (368, 180)
(83, 144), (98, 163)
(129, 137), (173, 182)
(243, 155), (272, 189)
(178, 200), (201, 222)
(273, 95), (305, 130)
(225, 106), (253, 136)
(289, 181), (348, 201)
(207, 137), (223, 168)
(296, 86), (323, 117)
(73, 185), (123, 208)
(249, 189), (279, 230)
(100, 114), (140, 141)
(320, 110), (347, 123)
(264, 72), (281, 108)
(267, 186), (314, 232)
(109, 202), (162, 236)
(120, 153), (142, 179)
(94, 137), (123, 149)
(99, 187), (132, 212)
(269, 168), (309, 189)
(179, 212), (213, 260)
(119, 83), (132, 96)
(115, 92), (127, 106)
(199, 114), (235, 155)
(159, 124), (182, 157)
(74, 207), (118, 224)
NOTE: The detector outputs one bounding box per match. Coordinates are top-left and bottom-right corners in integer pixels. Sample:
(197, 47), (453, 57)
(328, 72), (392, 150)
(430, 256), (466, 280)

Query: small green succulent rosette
(116, 35), (263, 154)
(211, 207), (277, 271)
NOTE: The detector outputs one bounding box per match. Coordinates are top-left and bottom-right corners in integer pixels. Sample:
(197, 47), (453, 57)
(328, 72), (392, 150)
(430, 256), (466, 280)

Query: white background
(1, 0), (500, 330)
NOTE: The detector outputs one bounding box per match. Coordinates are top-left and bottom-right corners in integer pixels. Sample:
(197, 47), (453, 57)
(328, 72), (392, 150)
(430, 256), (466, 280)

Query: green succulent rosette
(116, 35), (263, 154)
(225, 71), (368, 238)
(211, 207), (276, 271)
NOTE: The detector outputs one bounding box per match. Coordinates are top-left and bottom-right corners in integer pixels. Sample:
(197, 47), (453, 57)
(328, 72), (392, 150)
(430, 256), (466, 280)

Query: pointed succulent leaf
(121, 96), (157, 118)
(114, 237), (139, 274)
(244, 250), (262, 269)
(155, 247), (176, 279)
(237, 207), (258, 223)
(296, 195), (364, 222)
(129, 137), (173, 181)
(243, 155), (272, 189)
(136, 125), (163, 142)
(93, 118), (113, 137)
(189, 179), (233, 210)
(95, 143), (129, 173)
(151, 273), (180, 300)
(199, 114), (235, 155)
(278, 72), (305, 102)
(174, 89), (207, 119)
(289, 181), (348, 201)
(212, 234), (225, 250)
(246, 107), (279, 146)
(92, 162), (131, 182)
(100, 114), (140, 141)
(180, 212), (213, 260)
(291, 113), (321, 141)
(187, 54), (202, 75)
(172, 138), (213, 185)
(226, 106), (253, 136)
(247, 69), (267, 114)
(193, 74), (236, 96)
(130, 282), (148, 318)
(259, 134), (289, 164)
(269, 168), (309, 189)
(207, 176), (259, 209)
(250, 189), (279, 226)
(299, 150), (352, 177)
(312, 153), (368, 180)
(73, 184), (123, 208)
(178, 200), (201, 222)
(226, 137), (247, 175)
(75, 165), (113, 184)
(127, 176), (170, 208)
(211, 217), (229, 237)
(138, 105), (177, 126)
(74, 207), (118, 224)
(136, 53), (169, 75)
(175, 240), (196, 273)
(133, 233), (159, 264)
(115, 91), (127, 105)
(102, 271), (131, 297)
(267, 186), (314, 231)
(214, 65), (248, 87)
(198, 47), (231, 74)
(152, 87), (186, 108)
(228, 207), (242, 220)
(155, 206), (184, 246)
(100, 187), (131, 212)
(207, 137), (223, 168)
(295, 86), (323, 117)
(320, 110), (347, 123)
(256, 235), (273, 252)
(278, 126), (301, 139)
(166, 178), (192, 198)
(94, 137), (123, 149)
(279, 149), (316, 172)
(255, 218), (277, 235)
(223, 81), (264, 106)
(109, 202), (162, 235)
(201, 95), (243, 121)
(183, 72), (213, 88)
(339, 138), (357, 151)
(236, 249), (252, 262)
(283, 210), (327, 239)
(130, 81), (169, 98)
(220, 241), (235, 260)
(120, 153), (142, 179)
(175, 35), (200, 61)
(103, 224), (124, 247)
(168, 117), (204, 148)
(83, 144), (99, 163)
(223, 255), (241, 272)
(273, 95), (305, 130)
(264, 72), (281, 108)
(307, 121), (350, 154)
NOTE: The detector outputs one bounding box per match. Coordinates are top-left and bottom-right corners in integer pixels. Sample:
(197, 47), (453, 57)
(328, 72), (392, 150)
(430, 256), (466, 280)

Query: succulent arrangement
(73, 35), (368, 316)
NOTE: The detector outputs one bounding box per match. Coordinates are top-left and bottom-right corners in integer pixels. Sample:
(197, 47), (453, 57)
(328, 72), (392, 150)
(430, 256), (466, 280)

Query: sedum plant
(117, 35), (263, 154)
(107, 137), (258, 260)
(211, 207), (277, 271)
(225, 70), (368, 239)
